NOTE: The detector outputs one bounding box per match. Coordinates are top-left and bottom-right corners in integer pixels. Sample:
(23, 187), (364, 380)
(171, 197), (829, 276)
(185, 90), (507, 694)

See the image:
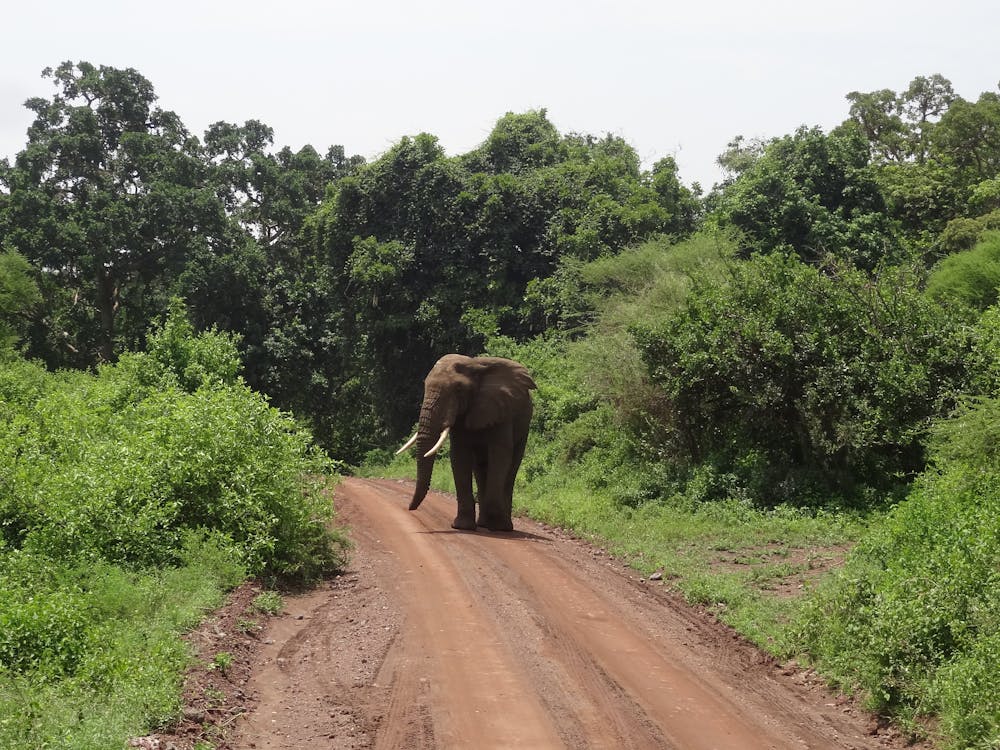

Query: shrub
(0, 309), (348, 581)
(0, 588), (89, 676)
(112, 296), (242, 395)
(795, 397), (1000, 748)
(631, 253), (976, 501)
(937, 208), (1000, 255)
(0, 304), (346, 747)
(968, 302), (1000, 398)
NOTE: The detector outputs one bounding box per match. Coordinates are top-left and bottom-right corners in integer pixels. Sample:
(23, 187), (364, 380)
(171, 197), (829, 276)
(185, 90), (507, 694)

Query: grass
(251, 591), (284, 615)
(514, 467), (868, 652)
(0, 535), (245, 750)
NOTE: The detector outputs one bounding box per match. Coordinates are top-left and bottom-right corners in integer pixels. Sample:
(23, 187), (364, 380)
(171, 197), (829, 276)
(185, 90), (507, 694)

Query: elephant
(396, 354), (536, 531)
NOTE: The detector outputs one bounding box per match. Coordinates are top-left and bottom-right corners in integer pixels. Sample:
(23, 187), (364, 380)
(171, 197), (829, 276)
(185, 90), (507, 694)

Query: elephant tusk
(395, 432), (418, 455)
(423, 427), (450, 458)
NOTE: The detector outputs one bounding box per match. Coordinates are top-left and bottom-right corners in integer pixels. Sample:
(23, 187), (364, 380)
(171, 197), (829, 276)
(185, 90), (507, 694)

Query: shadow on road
(418, 527), (552, 543)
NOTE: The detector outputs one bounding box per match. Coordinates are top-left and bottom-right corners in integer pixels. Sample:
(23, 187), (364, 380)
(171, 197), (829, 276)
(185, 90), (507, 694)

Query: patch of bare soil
(710, 545), (850, 599)
(148, 478), (926, 750)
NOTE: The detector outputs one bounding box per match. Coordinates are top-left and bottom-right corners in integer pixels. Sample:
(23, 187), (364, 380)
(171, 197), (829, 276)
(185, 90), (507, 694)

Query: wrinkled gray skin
(405, 354), (536, 531)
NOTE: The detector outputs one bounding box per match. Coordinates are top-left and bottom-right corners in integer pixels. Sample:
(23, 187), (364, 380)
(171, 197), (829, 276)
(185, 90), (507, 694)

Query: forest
(2, 61), (1000, 748)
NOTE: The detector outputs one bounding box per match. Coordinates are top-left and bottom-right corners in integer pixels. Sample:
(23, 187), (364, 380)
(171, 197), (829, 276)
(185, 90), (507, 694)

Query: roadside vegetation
(3, 62), (1000, 747)
(0, 303), (347, 749)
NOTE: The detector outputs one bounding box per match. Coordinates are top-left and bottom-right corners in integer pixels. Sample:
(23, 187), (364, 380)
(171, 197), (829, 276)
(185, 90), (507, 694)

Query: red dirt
(152, 477), (918, 750)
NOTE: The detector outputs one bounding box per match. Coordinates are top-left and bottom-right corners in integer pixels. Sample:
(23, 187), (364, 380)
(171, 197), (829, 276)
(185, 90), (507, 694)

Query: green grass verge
(0, 534), (245, 750)
(794, 400), (1000, 747)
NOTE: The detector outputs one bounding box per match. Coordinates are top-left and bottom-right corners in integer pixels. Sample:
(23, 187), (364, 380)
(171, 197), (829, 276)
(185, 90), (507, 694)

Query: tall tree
(203, 120), (361, 250)
(192, 119), (362, 389)
(840, 77), (1000, 250)
(297, 112), (699, 457)
(844, 88), (910, 163)
(843, 75), (956, 165)
(932, 91), (1000, 186)
(710, 126), (900, 268)
(0, 62), (226, 365)
(901, 74), (956, 163)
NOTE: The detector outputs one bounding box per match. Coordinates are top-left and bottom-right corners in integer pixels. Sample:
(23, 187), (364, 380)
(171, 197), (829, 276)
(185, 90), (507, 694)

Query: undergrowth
(0, 534), (243, 749)
(795, 398), (1000, 748)
(0, 304), (349, 748)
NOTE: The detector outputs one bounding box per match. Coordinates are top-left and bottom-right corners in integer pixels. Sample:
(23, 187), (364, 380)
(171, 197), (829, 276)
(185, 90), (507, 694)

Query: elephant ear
(462, 358), (536, 431)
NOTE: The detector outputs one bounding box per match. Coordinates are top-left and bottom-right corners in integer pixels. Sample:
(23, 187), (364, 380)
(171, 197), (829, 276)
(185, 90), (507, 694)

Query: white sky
(2, 0), (998, 190)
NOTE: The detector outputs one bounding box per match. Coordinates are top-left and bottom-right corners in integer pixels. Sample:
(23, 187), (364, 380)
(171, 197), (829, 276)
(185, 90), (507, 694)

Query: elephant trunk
(409, 396), (449, 511)
(410, 453), (435, 510)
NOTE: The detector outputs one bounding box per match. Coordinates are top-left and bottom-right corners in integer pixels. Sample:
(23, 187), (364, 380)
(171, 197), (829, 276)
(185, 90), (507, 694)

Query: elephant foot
(451, 516), (477, 531)
(478, 516), (514, 532)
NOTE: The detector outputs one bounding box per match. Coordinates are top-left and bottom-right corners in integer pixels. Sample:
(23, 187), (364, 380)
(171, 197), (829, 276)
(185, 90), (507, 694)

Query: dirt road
(225, 478), (898, 749)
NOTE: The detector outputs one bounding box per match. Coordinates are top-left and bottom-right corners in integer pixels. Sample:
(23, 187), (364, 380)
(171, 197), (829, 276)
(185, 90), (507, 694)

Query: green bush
(252, 591), (284, 615)
(0, 533), (245, 749)
(631, 253), (976, 501)
(937, 209), (1000, 255)
(931, 631), (1000, 747)
(0, 303), (348, 746)
(0, 588), (89, 676)
(112, 296), (242, 396)
(1, 309), (348, 580)
(795, 397), (1000, 748)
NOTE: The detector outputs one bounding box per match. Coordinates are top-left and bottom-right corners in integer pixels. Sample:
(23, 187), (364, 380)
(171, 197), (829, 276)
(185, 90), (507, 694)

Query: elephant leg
(500, 433), (528, 529)
(449, 441), (477, 531)
(479, 439), (514, 532)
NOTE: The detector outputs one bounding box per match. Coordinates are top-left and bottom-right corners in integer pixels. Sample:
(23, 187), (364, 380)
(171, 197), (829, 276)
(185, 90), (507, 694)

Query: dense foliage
(926, 230), (1000, 310)
(796, 393), (1000, 745)
(0, 249), (40, 352)
(0, 307), (346, 747)
(0, 304), (346, 578)
(632, 253), (976, 499)
(710, 126), (902, 268)
(292, 114), (698, 457)
(0, 65), (698, 462)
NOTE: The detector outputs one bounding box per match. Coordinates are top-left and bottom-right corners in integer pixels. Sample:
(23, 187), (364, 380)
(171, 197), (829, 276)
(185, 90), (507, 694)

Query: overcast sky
(2, 0), (998, 189)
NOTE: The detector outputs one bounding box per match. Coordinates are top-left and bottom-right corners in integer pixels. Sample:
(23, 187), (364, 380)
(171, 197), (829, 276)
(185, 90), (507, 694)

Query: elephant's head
(397, 354), (536, 511)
